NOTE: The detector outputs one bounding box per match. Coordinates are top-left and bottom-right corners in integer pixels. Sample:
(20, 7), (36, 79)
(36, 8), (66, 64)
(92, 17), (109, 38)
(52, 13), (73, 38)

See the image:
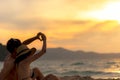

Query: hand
(36, 32), (43, 41)
(41, 33), (46, 41)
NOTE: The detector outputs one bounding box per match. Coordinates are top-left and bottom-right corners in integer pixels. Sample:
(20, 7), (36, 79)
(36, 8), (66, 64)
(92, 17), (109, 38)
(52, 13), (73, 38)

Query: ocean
(0, 59), (120, 79)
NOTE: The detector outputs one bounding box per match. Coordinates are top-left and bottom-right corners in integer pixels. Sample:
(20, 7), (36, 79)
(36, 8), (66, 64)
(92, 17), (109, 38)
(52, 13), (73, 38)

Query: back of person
(5, 66), (17, 80)
(0, 54), (18, 80)
(15, 33), (46, 80)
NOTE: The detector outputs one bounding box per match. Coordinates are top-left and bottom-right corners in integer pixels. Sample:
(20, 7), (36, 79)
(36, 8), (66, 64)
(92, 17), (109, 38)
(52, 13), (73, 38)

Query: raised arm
(24, 33), (46, 63)
(22, 32), (42, 45)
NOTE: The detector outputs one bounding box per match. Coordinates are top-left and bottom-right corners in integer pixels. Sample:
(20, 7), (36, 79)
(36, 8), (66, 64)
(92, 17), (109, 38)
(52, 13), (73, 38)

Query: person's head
(6, 38), (22, 54)
(15, 45), (36, 64)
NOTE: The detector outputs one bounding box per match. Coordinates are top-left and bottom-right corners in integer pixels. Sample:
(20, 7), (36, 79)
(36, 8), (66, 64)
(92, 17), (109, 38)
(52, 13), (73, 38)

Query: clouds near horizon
(1, 0), (120, 53)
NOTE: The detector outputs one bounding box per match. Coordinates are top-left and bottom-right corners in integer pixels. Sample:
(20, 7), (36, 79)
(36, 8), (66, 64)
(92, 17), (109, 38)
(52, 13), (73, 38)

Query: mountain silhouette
(0, 43), (9, 61)
(0, 44), (120, 61)
(39, 47), (120, 60)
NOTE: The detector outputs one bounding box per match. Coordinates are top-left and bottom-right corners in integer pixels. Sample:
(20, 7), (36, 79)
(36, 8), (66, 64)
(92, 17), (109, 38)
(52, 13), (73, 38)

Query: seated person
(0, 32), (60, 80)
(0, 32), (44, 80)
(15, 33), (60, 80)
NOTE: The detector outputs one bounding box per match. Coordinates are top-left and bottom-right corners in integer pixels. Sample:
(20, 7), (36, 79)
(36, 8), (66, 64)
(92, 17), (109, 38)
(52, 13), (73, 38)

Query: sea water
(0, 59), (120, 79)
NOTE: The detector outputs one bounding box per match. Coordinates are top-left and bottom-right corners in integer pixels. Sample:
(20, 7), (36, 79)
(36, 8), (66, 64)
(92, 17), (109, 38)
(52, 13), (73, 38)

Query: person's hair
(6, 38), (22, 53)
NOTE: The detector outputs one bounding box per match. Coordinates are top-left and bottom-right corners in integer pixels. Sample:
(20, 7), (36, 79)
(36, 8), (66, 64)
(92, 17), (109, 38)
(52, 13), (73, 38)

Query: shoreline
(60, 75), (120, 80)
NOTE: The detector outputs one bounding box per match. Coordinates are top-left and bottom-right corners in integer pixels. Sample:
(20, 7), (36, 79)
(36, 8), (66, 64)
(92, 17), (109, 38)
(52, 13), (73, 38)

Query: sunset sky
(1, 0), (120, 53)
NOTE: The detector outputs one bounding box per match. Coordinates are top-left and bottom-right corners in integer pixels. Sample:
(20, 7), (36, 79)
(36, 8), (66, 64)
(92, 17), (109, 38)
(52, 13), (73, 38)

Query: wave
(80, 71), (115, 75)
(61, 70), (81, 76)
(60, 70), (120, 76)
(106, 62), (116, 65)
(71, 62), (84, 66)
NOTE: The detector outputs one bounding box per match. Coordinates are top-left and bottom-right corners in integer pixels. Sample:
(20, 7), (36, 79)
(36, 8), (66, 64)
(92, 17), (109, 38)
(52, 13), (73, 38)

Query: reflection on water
(104, 59), (120, 73)
(31, 59), (120, 78)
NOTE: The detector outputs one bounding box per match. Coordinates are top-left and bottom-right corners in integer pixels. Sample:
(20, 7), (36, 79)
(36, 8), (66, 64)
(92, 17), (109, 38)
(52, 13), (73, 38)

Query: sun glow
(115, 71), (120, 73)
(88, 2), (120, 22)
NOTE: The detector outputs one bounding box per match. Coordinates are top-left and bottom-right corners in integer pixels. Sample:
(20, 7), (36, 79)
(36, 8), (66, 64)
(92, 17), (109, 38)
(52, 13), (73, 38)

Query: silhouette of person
(0, 32), (60, 80)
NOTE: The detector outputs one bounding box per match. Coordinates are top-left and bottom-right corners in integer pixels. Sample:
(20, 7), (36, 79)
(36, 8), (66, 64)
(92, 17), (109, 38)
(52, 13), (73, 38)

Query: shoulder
(4, 54), (15, 65)
(19, 48), (36, 64)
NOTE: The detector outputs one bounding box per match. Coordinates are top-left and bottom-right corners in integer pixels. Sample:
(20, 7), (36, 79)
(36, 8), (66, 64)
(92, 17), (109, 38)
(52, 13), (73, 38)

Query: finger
(37, 32), (42, 36)
(39, 36), (43, 41)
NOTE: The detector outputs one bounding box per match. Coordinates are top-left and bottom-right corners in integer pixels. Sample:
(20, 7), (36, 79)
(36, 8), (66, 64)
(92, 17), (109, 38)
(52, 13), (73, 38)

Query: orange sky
(1, 0), (120, 53)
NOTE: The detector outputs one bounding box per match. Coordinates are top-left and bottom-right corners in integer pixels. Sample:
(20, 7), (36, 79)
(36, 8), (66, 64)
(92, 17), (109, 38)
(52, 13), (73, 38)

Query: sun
(87, 2), (120, 22)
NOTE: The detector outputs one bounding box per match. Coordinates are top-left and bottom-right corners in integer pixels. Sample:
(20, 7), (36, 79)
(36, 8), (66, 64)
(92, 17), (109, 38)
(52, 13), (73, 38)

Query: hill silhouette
(1, 44), (120, 61)
(39, 47), (120, 60)
(0, 43), (9, 61)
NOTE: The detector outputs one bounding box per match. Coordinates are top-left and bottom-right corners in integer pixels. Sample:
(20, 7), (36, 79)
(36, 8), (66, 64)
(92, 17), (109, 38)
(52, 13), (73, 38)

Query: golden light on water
(104, 59), (120, 74)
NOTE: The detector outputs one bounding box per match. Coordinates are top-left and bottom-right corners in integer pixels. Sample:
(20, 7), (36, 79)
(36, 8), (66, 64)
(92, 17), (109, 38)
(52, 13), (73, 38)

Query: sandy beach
(60, 75), (120, 80)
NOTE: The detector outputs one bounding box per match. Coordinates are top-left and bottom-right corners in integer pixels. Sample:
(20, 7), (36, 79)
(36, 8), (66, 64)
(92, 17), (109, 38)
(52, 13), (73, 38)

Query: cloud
(71, 20), (120, 52)
(65, 0), (110, 11)
(0, 0), (112, 22)
(1, 0), (120, 53)
(1, 17), (120, 53)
